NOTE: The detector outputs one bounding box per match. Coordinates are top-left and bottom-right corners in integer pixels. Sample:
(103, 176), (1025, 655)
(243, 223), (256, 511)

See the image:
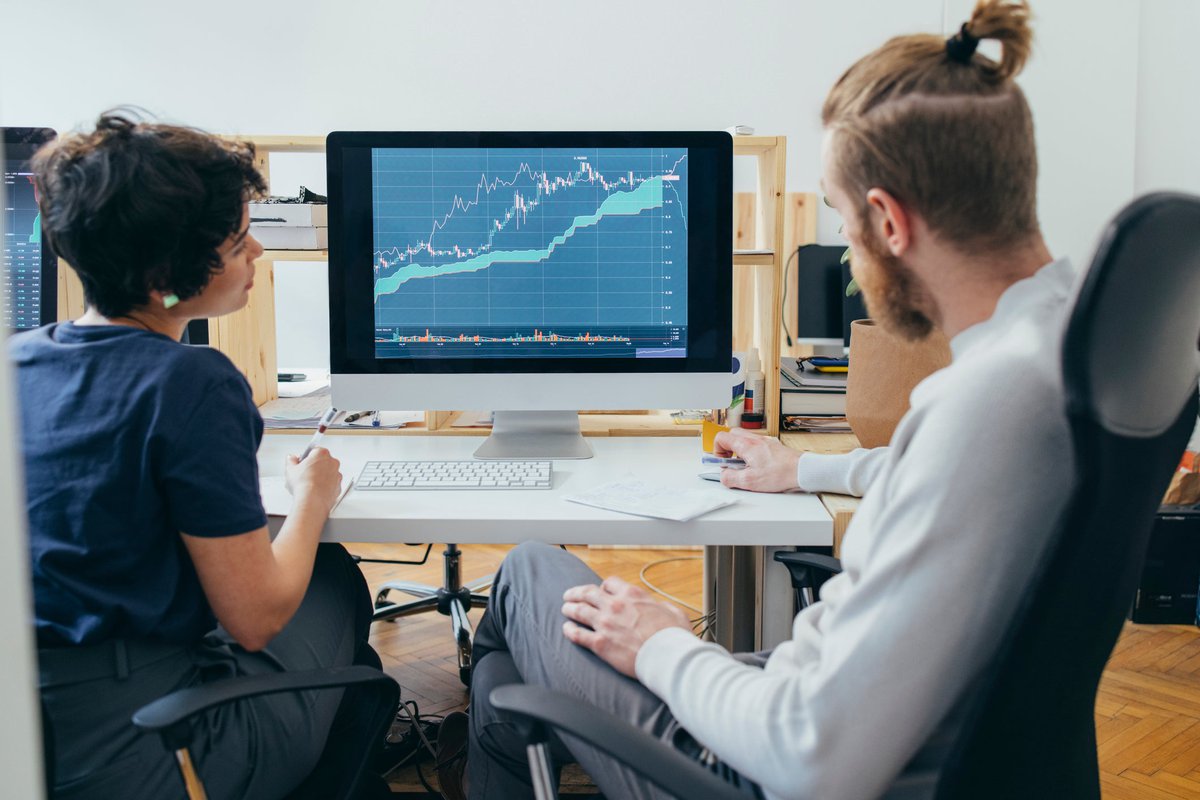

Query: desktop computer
(792, 244), (867, 355)
(326, 132), (733, 459)
(2, 128), (57, 332)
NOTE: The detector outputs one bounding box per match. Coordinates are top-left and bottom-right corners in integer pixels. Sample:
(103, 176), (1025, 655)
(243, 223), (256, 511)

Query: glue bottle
(746, 348), (765, 418)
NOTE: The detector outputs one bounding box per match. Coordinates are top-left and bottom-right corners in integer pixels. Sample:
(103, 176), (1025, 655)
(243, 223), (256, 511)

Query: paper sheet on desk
(260, 476), (354, 517)
(565, 480), (737, 522)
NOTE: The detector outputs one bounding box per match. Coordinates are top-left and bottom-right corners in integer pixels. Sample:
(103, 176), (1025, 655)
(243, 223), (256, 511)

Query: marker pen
(300, 407), (339, 461)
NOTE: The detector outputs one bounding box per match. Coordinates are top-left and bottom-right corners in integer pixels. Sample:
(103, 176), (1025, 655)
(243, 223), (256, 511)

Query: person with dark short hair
(10, 111), (389, 799)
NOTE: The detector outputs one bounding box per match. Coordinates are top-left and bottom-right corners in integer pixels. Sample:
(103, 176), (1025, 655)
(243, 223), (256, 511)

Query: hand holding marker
(300, 407), (339, 461)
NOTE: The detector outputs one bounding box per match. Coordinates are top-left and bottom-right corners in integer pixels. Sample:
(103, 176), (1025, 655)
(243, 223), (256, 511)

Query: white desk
(258, 434), (833, 648)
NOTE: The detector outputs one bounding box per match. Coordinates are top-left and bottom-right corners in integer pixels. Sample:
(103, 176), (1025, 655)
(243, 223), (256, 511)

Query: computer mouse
(698, 470), (724, 482)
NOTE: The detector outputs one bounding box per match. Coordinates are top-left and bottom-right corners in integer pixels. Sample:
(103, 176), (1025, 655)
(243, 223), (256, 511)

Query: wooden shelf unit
(731, 136), (819, 435)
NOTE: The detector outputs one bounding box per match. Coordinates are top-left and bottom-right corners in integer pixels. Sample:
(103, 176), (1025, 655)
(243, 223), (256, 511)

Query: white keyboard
(355, 460), (554, 490)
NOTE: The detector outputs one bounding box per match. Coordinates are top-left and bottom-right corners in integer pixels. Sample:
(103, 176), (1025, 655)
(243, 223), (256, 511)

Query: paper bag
(845, 319), (952, 448)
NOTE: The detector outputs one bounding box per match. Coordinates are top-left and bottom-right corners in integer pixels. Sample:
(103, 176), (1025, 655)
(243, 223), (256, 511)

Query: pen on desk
(342, 410), (376, 424)
(701, 454), (747, 469)
(371, 410), (381, 428)
(300, 407), (339, 461)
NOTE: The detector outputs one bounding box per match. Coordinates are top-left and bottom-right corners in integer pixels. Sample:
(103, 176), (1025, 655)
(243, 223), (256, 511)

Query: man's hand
(714, 429), (802, 493)
(561, 576), (691, 678)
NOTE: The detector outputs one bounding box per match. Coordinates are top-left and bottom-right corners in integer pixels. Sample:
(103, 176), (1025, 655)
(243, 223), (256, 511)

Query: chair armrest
(490, 685), (748, 800)
(133, 665), (398, 750)
(773, 551), (843, 602)
(772, 551), (842, 577)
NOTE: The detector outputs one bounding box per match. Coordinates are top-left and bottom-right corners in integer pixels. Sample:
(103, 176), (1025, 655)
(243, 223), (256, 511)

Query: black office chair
(490, 192), (1200, 799)
(370, 544), (492, 687)
(42, 666), (398, 800)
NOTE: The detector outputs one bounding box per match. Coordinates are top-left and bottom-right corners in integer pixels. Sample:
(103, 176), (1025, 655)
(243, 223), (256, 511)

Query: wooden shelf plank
(732, 135), (784, 155)
(258, 249), (328, 262)
(237, 135), (325, 151)
(733, 252), (775, 266)
(261, 411), (701, 438)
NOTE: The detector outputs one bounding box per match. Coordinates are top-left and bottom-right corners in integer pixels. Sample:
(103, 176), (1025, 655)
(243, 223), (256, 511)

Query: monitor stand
(473, 411), (594, 460)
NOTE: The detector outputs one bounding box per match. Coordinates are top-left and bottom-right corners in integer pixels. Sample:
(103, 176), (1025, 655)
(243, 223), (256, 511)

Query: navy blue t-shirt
(9, 322), (268, 647)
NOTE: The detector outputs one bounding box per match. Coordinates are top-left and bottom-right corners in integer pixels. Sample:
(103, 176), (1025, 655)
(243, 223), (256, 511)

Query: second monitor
(327, 132), (732, 458)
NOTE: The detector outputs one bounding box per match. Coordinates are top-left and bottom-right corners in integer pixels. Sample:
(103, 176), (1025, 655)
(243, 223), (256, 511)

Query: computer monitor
(793, 244), (866, 355)
(327, 131), (732, 458)
(2, 127), (57, 331)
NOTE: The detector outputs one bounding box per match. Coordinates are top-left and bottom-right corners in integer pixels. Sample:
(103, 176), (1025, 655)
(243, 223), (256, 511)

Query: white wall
(1135, 0), (1200, 196)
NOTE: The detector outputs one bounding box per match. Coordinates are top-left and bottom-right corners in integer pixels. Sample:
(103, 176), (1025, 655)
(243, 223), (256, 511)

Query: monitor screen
(794, 244), (866, 347)
(2, 127), (57, 331)
(371, 146), (688, 361)
(328, 132), (731, 394)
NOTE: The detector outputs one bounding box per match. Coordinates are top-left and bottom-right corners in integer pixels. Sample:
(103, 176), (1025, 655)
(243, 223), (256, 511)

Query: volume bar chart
(371, 147), (687, 360)
(383, 329), (631, 345)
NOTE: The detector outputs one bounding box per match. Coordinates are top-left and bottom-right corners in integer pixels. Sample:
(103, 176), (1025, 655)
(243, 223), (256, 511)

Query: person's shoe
(436, 711), (469, 800)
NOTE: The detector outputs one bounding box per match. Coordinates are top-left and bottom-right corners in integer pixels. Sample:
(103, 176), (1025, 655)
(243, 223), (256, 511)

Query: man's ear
(865, 188), (912, 257)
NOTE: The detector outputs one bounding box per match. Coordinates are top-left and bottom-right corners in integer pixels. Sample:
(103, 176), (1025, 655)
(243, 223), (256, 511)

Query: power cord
(639, 555), (718, 641)
(692, 610), (718, 641)
(379, 699), (444, 796)
(639, 555), (703, 613)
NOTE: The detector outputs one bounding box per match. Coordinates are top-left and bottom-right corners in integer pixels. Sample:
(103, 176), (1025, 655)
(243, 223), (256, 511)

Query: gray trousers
(468, 541), (764, 800)
(39, 544), (379, 800)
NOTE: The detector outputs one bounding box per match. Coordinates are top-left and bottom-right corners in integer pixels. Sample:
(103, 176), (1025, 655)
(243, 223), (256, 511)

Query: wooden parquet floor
(354, 543), (1200, 798)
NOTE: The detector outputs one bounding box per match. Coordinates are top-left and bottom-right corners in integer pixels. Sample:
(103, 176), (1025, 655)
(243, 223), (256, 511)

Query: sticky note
(702, 419), (730, 453)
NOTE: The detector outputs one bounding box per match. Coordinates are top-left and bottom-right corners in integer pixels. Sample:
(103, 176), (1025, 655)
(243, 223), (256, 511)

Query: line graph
(371, 147), (687, 359)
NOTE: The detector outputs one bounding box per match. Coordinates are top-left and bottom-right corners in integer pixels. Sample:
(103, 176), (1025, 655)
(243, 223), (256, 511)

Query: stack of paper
(258, 387), (420, 429)
(782, 415), (853, 433)
(249, 200), (328, 249)
(565, 480), (737, 522)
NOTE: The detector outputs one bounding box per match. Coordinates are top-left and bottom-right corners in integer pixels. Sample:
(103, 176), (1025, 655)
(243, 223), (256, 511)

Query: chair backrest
(927, 193), (1200, 799)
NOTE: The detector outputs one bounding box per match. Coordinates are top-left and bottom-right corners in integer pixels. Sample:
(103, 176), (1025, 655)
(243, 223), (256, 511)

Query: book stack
(780, 358), (851, 432)
(249, 201), (328, 249)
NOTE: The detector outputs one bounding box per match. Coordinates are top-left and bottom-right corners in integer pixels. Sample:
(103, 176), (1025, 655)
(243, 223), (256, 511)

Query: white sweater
(635, 259), (1078, 800)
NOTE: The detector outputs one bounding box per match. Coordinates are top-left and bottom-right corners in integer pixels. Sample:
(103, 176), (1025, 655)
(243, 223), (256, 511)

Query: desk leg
(704, 545), (758, 653)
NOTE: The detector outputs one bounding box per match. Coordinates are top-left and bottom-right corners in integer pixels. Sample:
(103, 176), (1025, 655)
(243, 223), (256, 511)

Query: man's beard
(851, 231), (936, 342)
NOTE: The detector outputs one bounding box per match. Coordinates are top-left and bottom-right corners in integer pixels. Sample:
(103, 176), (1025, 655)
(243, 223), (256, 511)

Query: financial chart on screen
(371, 147), (687, 359)
(2, 160), (43, 331)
